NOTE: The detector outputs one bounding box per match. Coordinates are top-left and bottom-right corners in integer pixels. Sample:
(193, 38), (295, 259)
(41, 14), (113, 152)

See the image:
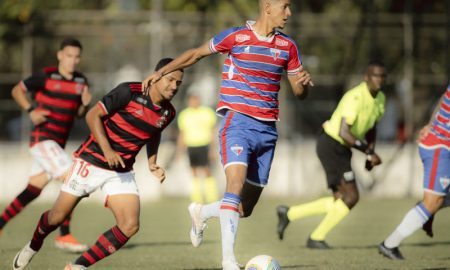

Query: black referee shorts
(316, 130), (354, 191)
(187, 145), (209, 167)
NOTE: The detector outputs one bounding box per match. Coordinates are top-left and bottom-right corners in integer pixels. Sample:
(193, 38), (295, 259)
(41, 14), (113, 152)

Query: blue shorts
(419, 145), (450, 195)
(218, 111), (278, 187)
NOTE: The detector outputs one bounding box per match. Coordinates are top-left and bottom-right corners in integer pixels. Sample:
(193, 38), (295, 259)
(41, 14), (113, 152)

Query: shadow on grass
(333, 241), (450, 250)
(122, 240), (217, 250)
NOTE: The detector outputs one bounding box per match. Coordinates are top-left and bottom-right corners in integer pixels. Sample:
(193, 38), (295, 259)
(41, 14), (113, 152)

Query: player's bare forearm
(365, 126), (377, 150)
(11, 84), (32, 111)
(77, 104), (89, 118)
(86, 106), (113, 153)
(159, 43), (211, 76)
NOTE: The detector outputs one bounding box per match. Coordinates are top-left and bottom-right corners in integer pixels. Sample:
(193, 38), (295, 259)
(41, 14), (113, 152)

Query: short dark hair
(367, 60), (385, 69)
(154, 58), (183, 72)
(60, 38), (82, 51)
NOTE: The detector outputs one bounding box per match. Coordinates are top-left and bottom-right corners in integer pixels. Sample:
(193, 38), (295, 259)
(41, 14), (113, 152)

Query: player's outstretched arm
(287, 67), (313, 100)
(143, 42), (212, 88)
(86, 105), (125, 168)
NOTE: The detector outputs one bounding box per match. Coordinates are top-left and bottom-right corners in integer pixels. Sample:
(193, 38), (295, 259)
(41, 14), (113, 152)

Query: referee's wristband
(352, 139), (369, 153)
(26, 105), (35, 113)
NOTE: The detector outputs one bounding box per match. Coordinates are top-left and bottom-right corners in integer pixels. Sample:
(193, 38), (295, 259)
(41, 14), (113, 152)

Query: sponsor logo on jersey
(236, 34), (251, 42)
(244, 46), (250, 53)
(230, 144), (243, 156)
(74, 77), (86, 83)
(275, 38), (289, 47)
(270, 48), (281, 61)
(136, 97), (148, 105)
(51, 73), (63, 80)
(440, 177), (450, 189)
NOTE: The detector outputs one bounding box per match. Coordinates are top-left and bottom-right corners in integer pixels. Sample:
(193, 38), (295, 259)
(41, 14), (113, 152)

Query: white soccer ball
(244, 255), (281, 270)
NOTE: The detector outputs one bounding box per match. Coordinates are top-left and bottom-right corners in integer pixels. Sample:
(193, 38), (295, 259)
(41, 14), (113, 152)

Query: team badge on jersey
(270, 48), (281, 61)
(156, 110), (169, 128)
(75, 83), (84, 94)
(440, 177), (450, 190)
(230, 144), (244, 156)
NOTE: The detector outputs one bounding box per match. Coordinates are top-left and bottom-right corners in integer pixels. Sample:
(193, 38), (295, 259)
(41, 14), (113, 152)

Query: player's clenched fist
(149, 163), (166, 183)
(29, 109), (50, 126)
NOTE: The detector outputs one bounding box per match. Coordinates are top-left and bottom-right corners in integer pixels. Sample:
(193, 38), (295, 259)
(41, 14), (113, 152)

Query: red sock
(0, 184), (41, 229)
(30, 211), (59, 251)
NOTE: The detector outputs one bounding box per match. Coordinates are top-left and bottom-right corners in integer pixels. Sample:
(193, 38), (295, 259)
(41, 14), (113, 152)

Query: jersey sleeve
(98, 83), (132, 116)
(286, 42), (302, 76)
(209, 27), (239, 54)
(146, 133), (161, 159)
(21, 71), (46, 92)
(340, 92), (359, 125)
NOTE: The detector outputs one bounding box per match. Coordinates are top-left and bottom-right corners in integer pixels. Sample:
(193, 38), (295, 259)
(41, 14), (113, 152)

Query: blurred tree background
(0, 0), (449, 142)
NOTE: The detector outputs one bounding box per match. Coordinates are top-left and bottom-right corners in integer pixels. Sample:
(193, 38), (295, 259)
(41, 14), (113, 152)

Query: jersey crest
(231, 144), (243, 156)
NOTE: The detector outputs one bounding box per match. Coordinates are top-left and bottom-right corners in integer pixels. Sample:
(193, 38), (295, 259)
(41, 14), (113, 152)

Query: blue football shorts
(419, 145), (450, 195)
(218, 111), (278, 187)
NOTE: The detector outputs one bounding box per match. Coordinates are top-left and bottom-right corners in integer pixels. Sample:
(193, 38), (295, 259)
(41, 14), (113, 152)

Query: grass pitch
(1, 197), (449, 269)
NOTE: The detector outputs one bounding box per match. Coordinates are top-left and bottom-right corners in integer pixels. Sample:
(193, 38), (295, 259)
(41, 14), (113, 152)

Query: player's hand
(81, 86), (92, 106)
(365, 153), (382, 171)
(296, 67), (314, 87)
(103, 148), (125, 169)
(149, 163), (166, 183)
(418, 123), (432, 142)
(142, 72), (163, 95)
(29, 109), (50, 126)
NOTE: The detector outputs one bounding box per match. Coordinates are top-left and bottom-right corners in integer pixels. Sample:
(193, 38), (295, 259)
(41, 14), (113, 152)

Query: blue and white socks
(219, 192), (241, 263)
(384, 202), (431, 248)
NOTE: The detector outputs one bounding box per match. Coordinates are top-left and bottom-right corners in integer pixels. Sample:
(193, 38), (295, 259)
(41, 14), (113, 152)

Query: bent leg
(30, 191), (81, 251)
(73, 194), (138, 267)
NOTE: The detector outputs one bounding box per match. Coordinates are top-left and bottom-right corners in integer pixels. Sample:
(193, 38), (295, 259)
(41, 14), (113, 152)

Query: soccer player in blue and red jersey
(144, 1), (313, 269)
(379, 83), (450, 260)
(1, 38), (90, 252)
(12, 58), (183, 270)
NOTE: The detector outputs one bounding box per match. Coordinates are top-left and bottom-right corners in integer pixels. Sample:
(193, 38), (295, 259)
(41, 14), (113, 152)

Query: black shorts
(187, 145), (209, 167)
(316, 131), (354, 191)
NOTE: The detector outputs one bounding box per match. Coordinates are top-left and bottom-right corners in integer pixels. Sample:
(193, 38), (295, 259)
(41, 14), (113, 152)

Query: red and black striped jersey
(20, 66), (88, 148)
(75, 82), (176, 172)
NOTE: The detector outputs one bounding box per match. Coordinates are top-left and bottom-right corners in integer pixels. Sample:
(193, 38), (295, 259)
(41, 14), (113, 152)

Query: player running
(379, 83), (450, 260)
(144, 0), (313, 269)
(276, 62), (386, 249)
(1, 38), (90, 252)
(12, 58), (183, 270)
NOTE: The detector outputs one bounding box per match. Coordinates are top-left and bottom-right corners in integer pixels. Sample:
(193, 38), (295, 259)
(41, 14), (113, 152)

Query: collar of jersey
(246, 20), (278, 43)
(361, 81), (382, 101)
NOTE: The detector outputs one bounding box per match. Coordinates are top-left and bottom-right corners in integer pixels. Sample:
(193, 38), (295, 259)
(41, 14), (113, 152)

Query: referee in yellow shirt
(276, 62), (387, 249)
(178, 94), (218, 203)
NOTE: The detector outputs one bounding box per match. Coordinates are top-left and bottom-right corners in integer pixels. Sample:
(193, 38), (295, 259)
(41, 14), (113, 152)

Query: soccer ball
(244, 255), (281, 270)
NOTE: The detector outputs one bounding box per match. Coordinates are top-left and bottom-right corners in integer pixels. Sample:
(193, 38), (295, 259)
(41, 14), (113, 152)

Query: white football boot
(188, 202), (206, 247)
(13, 242), (36, 270)
(222, 260), (241, 270)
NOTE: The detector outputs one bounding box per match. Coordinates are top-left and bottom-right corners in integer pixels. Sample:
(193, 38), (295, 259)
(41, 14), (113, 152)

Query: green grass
(1, 197), (450, 269)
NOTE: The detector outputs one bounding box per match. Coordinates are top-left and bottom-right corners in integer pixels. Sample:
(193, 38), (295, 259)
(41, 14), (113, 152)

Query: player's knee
(117, 219), (140, 237)
(342, 192), (359, 209)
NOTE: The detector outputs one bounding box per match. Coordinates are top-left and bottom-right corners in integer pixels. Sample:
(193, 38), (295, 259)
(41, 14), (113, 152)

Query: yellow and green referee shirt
(323, 81), (385, 146)
(177, 106), (217, 147)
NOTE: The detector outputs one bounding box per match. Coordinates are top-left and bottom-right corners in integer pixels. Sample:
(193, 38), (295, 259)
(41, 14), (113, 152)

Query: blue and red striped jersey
(421, 84), (450, 149)
(75, 82), (176, 172)
(20, 66), (88, 148)
(210, 21), (303, 121)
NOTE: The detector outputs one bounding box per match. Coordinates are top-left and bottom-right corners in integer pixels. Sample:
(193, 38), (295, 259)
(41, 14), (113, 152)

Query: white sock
(384, 203), (431, 248)
(201, 201), (220, 221)
(220, 192), (240, 263)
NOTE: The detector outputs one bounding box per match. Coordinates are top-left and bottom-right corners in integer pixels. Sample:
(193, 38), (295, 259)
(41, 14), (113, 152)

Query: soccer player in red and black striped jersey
(12, 58), (183, 270)
(1, 38), (91, 253)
